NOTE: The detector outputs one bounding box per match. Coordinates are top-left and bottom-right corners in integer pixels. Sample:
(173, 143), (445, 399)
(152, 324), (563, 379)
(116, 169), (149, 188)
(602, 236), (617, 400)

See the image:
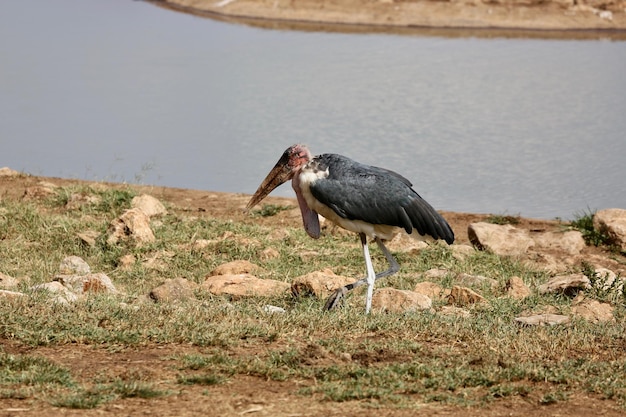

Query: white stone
(59, 256), (91, 275)
(263, 305), (286, 314)
(54, 273), (118, 295)
(31, 281), (78, 304)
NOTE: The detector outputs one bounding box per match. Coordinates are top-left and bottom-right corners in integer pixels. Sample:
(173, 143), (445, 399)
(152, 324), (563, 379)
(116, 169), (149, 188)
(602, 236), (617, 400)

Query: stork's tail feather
(404, 198), (455, 244)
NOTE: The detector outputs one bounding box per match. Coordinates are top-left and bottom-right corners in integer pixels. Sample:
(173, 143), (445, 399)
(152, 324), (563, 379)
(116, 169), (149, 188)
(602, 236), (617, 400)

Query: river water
(1, 0), (625, 219)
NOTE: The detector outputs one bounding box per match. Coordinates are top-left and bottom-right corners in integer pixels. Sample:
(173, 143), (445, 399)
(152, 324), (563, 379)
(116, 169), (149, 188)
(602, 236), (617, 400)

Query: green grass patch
(485, 213), (521, 225)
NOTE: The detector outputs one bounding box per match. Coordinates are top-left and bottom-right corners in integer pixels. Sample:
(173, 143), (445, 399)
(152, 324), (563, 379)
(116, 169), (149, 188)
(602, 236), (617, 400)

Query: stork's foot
(324, 287), (349, 311)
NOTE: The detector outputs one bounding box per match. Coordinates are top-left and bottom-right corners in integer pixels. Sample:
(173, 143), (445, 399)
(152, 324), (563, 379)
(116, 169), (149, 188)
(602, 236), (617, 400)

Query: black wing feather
(310, 154), (454, 244)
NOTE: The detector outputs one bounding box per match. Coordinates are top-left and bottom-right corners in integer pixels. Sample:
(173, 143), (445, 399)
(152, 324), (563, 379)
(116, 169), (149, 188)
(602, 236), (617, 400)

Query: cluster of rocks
(469, 209), (626, 256)
(0, 256), (118, 305)
(1, 179), (624, 325)
(1, 253), (616, 326)
(86, 193), (167, 247)
(143, 209), (625, 324)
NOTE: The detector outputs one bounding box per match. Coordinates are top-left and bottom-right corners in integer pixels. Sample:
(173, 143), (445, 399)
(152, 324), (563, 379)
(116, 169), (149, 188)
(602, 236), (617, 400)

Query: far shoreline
(148, 0), (626, 40)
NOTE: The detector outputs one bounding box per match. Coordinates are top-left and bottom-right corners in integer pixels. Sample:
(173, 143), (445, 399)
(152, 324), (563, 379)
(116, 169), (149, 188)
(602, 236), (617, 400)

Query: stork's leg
(324, 235), (400, 312)
(362, 234), (376, 314)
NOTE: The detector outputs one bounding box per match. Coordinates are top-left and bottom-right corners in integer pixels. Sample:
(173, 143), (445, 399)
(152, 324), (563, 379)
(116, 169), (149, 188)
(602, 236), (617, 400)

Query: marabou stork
(245, 144), (454, 313)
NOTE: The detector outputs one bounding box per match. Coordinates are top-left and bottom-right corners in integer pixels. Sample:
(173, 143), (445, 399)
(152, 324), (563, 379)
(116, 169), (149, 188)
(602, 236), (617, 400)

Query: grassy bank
(0, 179), (625, 415)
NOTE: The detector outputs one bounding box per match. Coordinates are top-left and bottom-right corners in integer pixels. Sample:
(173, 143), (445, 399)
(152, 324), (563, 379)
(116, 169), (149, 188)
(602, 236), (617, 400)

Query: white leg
(361, 234), (376, 314)
(324, 236), (401, 312)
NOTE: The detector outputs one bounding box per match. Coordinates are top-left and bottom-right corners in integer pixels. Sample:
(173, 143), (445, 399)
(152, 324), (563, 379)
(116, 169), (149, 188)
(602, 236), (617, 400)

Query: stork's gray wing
(310, 154), (454, 244)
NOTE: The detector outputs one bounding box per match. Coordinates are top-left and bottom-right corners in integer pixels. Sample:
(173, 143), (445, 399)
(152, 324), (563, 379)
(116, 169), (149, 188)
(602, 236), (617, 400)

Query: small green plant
(486, 213), (521, 225)
(109, 379), (166, 399)
(540, 390), (569, 405)
(581, 261), (625, 302)
(95, 188), (136, 214)
(50, 389), (112, 409)
(0, 353), (74, 387)
(252, 204), (293, 217)
(571, 209), (611, 247)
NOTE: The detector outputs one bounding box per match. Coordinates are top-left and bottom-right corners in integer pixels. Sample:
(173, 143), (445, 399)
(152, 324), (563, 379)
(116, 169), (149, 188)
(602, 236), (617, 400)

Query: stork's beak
(245, 151), (294, 212)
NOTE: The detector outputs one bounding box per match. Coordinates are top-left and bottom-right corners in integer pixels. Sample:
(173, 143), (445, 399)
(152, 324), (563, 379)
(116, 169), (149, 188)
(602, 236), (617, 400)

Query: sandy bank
(153, 0), (626, 37)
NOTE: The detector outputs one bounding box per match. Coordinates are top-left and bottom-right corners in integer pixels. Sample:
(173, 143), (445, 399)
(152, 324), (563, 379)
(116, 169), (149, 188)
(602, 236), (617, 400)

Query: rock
(538, 273), (591, 295)
(77, 230), (100, 247)
(59, 256), (91, 275)
(118, 254), (136, 270)
(192, 239), (213, 250)
(450, 244), (476, 261)
(514, 314), (571, 326)
(107, 208), (155, 246)
(259, 247), (280, 261)
(149, 277), (198, 303)
(590, 267), (624, 293)
(298, 250), (320, 262)
(0, 167), (20, 177)
(413, 281), (450, 299)
(455, 273), (498, 290)
(291, 269), (354, 298)
(505, 276), (531, 299)
(0, 272), (19, 289)
(524, 252), (570, 274)
(533, 230), (586, 255)
(593, 208), (626, 250)
(65, 193), (101, 210)
(262, 305), (286, 314)
(387, 233), (429, 253)
(468, 222), (534, 256)
(210, 260), (263, 276)
(0, 289), (26, 300)
(371, 288), (432, 313)
(31, 281), (78, 305)
(572, 294), (615, 323)
(142, 250), (175, 271)
(422, 268), (449, 280)
(54, 273), (118, 295)
(23, 182), (57, 200)
(131, 194), (167, 217)
(202, 274), (290, 297)
(447, 286), (486, 306)
(597, 10), (613, 20)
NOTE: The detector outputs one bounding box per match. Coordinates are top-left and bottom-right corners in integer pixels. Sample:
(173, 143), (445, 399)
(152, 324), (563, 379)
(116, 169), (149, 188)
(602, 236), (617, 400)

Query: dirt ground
(1, 174), (625, 416)
(1, 342), (625, 417)
(0, 343), (621, 417)
(152, 0), (626, 36)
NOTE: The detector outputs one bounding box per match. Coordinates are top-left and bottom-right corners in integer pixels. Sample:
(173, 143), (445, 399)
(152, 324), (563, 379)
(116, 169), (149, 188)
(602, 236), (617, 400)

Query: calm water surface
(1, 0), (625, 219)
